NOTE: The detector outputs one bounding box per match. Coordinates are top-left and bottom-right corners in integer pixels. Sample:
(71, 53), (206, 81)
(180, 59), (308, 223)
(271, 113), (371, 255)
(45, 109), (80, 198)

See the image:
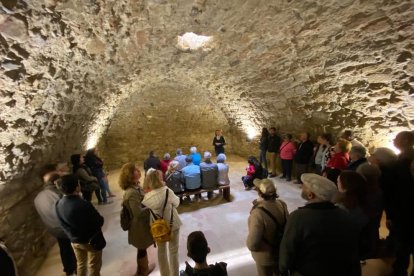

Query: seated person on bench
(200, 151), (219, 199)
(181, 155), (202, 201)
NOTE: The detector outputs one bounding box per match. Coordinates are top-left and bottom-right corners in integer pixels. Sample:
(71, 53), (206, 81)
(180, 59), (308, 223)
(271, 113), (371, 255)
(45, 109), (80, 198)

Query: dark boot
(137, 255), (155, 276)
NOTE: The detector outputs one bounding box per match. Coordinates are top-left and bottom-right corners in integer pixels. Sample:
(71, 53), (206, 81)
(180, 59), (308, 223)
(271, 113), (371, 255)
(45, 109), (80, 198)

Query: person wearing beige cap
(246, 178), (288, 276)
(279, 173), (360, 276)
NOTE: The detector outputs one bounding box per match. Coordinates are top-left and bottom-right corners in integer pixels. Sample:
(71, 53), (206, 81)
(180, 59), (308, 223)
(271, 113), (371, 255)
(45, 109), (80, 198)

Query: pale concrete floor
(36, 155), (395, 276)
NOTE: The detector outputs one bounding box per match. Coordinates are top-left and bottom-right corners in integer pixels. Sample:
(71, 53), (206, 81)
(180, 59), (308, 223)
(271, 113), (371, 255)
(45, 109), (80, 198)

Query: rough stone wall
(0, 0), (413, 274)
(98, 83), (233, 169)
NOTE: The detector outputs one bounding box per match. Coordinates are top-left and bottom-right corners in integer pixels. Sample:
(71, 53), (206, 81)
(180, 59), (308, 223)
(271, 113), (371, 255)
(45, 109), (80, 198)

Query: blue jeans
(102, 177), (112, 195)
(259, 149), (267, 169)
(98, 178), (108, 203)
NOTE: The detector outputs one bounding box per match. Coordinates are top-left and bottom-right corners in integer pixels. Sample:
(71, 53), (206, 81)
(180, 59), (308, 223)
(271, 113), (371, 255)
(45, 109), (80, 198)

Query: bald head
(394, 131), (414, 152)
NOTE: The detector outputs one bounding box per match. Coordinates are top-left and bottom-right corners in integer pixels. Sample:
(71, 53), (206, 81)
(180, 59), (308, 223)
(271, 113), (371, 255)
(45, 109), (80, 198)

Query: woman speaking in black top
(213, 129), (226, 156)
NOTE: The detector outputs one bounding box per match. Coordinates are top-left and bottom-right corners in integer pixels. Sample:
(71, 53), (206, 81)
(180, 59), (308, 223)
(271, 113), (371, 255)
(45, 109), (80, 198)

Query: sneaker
(245, 187), (252, 191)
(293, 181), (302, 184)
(279, 175), (286, 179)
(286, 178), (291, 182)
(108, 194), (116, 197)
(98, 202), (104, 205)
(269, 174), (276, 178)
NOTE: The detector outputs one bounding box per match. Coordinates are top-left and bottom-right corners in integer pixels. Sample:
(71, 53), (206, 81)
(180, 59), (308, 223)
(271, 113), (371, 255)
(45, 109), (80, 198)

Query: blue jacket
(191, 153), (202, 166)
(182, 163), (201, 190)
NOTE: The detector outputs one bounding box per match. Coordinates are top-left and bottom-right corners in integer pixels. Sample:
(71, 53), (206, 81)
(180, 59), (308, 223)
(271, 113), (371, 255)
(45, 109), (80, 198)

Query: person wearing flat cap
(279, 173), (361, 276)
(246, 178), (289, 276)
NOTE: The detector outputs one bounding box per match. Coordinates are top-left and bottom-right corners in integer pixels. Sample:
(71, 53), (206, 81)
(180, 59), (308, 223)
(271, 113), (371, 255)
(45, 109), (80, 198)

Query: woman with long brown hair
(119, 163), (155, 276)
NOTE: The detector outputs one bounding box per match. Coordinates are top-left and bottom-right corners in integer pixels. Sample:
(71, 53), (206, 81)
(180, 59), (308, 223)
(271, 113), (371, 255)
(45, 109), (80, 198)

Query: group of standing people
(70, 148), (115, 205)
(247, 129), (414, 276)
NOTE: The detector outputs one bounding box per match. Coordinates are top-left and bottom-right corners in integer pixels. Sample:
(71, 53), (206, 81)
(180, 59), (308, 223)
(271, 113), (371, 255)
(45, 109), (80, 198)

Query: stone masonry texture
(0, 0), (413, 274)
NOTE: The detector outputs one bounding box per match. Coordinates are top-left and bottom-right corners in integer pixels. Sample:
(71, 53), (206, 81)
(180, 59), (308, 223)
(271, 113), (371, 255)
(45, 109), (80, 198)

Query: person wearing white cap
(279, 173), (360, 276)
(246, 178), (288, 276)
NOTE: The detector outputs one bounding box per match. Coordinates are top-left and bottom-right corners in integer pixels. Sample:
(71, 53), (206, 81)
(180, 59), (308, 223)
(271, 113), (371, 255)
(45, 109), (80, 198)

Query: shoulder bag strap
(258, 206), (282, 228)
(163, 189), (174, 229)
(279, 142), (291, 153)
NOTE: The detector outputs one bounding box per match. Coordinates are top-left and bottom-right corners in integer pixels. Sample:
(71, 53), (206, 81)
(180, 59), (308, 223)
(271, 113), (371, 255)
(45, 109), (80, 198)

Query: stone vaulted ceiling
(1, 0), (414, 183)
(1, 0), (414, 273)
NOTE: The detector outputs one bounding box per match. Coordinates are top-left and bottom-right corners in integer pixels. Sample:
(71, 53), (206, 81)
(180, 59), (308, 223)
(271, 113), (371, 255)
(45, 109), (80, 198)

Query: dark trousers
(82, 190), (92, 202)
(94, 187), (103, 203)
(295, 163), (309, 183)
(281, 159), (293, 181)
(393, 231), (414, 276)
(57, 237), (77, 275)
(259, 149), (268, 169)
(242, 176), (253, 188)
(215, 147), (224, 156)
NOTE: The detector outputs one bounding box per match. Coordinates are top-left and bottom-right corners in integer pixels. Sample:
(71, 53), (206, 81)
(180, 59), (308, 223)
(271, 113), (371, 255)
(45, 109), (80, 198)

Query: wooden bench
(178, 185), (231, 202)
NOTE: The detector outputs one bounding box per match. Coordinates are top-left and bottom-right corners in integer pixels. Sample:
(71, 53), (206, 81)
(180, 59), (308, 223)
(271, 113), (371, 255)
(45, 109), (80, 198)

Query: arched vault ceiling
(1, 0), (414, 184)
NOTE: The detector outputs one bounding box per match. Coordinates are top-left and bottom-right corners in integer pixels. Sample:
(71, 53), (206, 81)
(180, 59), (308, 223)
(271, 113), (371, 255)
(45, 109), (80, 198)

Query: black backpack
(120, 201), (132, 231)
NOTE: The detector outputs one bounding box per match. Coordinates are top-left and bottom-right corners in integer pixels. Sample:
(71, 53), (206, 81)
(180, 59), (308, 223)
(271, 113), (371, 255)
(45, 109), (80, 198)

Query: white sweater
(142, 186), (182, 231)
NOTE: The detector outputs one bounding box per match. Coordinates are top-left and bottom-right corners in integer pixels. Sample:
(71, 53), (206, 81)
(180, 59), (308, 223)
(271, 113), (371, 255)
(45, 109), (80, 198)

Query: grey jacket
(247, 199), (288, 266)
(200, 161), (219, 189)
(34, 183), (67, 238)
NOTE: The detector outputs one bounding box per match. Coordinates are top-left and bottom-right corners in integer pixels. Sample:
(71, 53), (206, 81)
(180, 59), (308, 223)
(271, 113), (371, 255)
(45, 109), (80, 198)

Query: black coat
(56, 195), (104, 243)
(268, 134), (281, 153)
(294, 140), (314, 164)
(144, 156), (161, 172)
(279, 202), (360, 276)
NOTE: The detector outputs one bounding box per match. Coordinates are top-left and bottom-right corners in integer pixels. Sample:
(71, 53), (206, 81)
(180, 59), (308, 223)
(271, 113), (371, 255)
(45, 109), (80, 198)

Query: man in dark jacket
(56, 174), (105, 276)
(144, 151), (161, 175)
(293, 133), (314, 184)
(267, 127), (282, 178)
(279, 173), (360, 276)
(34, 165), (77, 276)
(392, 131), (414, 276)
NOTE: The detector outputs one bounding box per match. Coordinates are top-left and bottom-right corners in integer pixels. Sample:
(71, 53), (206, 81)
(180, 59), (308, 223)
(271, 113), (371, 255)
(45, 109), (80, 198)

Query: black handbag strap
(148, 189), (174, 228)
(258, 201), (286, 227)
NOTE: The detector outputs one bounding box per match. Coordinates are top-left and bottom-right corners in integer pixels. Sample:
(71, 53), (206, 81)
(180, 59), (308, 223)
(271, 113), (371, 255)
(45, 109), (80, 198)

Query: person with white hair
(216, 153), (230, 186)
(347, 146), (368, 171)
(190, 146), (202, 166)
(200, 151), (218, 199)
(165, 161), (185, 194)
(279, 173), (360, 276)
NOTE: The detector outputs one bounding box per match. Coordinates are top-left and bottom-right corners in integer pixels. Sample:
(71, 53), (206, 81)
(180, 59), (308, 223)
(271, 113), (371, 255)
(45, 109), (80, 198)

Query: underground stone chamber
(0, 0), (413, 274)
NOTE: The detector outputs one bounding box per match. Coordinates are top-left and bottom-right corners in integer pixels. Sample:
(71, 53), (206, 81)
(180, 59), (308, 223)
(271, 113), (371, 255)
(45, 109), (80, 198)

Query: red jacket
(326, 152), (349, 170)
(160, 160), (171, 177)
(280, 141), (297, 160)
(246, 164), (256, 177)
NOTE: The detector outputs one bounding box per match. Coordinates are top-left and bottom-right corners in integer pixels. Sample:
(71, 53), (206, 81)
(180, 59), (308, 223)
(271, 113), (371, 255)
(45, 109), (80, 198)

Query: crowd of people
(244, 129), (414, 276)
(143, 146), (230, 201)
(28, 128), (414, 276)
